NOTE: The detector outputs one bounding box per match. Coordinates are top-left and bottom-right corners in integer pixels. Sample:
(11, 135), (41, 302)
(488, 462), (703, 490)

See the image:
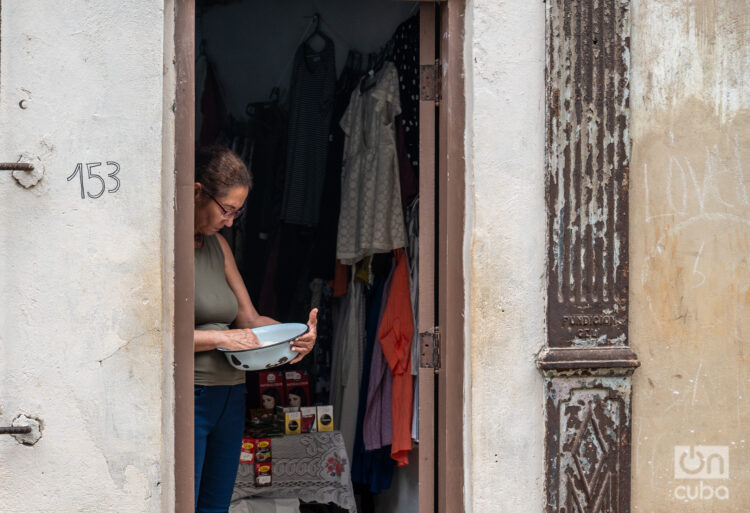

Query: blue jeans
(194, 384), (246, 513)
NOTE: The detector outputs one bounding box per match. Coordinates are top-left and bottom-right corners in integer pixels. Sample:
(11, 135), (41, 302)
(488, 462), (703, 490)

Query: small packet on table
(254, 462), (272, 487)
(240, 437), (255, 464)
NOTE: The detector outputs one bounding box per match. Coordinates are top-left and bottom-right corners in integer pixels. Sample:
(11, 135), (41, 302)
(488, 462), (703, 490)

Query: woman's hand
(218, 328), (262, 351)
(290, 308), (318, 364)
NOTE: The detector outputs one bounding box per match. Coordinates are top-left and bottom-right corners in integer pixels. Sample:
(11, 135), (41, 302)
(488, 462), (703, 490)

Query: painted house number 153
(67, 161), (121, 199)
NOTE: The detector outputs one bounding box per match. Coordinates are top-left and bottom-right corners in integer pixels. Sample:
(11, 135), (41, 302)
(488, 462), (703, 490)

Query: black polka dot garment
(391, 14), (420, 177)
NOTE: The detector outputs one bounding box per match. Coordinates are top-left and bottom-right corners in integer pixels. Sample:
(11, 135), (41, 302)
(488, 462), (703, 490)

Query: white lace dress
(336, 62), (407, 264)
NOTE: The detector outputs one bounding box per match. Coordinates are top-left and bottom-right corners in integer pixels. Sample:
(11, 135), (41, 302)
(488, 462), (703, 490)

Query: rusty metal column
(537, 0), (639, 511)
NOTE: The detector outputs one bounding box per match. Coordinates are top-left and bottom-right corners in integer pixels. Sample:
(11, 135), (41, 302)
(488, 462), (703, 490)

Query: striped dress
(281, 35), (337, 227)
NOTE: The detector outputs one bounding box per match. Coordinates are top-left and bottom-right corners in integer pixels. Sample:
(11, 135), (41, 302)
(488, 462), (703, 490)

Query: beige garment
(336, 62), (407, 265)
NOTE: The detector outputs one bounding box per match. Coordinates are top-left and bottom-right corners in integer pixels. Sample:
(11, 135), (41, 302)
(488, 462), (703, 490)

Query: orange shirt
(377, 248), (414, 466)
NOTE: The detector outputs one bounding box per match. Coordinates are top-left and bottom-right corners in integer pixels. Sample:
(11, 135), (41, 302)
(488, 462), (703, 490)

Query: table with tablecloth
(231, 431), (357, 512)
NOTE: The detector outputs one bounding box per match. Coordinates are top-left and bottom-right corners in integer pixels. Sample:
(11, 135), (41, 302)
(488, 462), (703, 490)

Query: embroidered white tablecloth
(232, 431), (357, 512)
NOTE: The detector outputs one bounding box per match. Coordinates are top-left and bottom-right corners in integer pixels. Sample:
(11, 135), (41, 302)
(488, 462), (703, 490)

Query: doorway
(173, 1), (466, 512)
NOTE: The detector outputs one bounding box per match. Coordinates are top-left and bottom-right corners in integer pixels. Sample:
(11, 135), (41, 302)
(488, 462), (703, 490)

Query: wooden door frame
(174, 0), (196, 510)
(172, 1), (467, 511)
(418, 4), (437, 513)
(436, 2), (466, 513)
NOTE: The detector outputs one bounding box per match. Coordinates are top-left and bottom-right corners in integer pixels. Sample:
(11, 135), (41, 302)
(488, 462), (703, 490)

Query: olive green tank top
(194, 234), (245, 386)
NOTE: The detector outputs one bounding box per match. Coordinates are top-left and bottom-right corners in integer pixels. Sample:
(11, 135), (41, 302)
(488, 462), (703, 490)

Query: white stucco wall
(0, 2), (173, 512)
(464, 1), (547, 512)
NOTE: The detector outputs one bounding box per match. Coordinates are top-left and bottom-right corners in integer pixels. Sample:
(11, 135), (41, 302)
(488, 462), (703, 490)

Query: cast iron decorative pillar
(537, 0), (639, 511)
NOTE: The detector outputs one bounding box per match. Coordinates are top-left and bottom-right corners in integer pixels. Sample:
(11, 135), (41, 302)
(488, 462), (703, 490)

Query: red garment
(331, 260), (349, 298)
(377, 248), (414, 466)
(199, 63), (226, 146)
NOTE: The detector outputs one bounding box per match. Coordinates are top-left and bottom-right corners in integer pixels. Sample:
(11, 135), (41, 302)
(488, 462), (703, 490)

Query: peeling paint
(545, 376), (633, 512)
(546, 0), (631, 349)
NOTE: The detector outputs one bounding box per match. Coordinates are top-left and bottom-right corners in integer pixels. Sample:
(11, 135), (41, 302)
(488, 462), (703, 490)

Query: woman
(193, 145), (317, 512)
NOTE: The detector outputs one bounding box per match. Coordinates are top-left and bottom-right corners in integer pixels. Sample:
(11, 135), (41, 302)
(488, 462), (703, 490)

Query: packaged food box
(284, 370), (311, 407)
(284, 411), (301, 435)
(300, 406), (317, 433)
(317, 405), (334, 432)
(259, 371), (285, 409)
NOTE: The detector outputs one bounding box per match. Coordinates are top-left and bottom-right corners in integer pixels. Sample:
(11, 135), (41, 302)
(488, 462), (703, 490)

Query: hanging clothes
(377, 248), (414, 466)
(281, 34), (337, 227)
(238, 97), (288, 304)
(351, 254), (396, 493)
(331, 260), (349, 299)
(329, 279), (366, 461)
(272, 223), (316, 322)
(405, 197), (420, 442)
(247, 96), (287, 237)
(363, 261), (397, 451)
(396, 122), (419, 209)
(391, 14), (420, 180)
(336, 62), (407, 265)
(257, 229), (282, 318)
(309, 51), (363, 281)
(311, 280), (334, 405)
(195, 53), (208, 143)
(198, 61), (227, 146)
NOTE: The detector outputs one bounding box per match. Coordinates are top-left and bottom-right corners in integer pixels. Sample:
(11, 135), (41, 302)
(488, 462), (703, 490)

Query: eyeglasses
(204, 190), (245, 219)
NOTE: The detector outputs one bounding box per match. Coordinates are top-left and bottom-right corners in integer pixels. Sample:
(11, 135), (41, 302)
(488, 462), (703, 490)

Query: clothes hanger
(361, 41), (394, 94)
(360, 53), (378, 93)
(304, 13), (327, 53)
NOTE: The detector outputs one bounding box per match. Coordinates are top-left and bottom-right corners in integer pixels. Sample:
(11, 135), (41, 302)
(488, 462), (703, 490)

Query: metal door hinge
(420, 326), (441, 371)
(420, 60), (442, 104)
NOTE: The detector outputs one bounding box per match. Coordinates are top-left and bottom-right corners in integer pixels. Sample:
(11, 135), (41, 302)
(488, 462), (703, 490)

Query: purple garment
(363, 261), (397, 450)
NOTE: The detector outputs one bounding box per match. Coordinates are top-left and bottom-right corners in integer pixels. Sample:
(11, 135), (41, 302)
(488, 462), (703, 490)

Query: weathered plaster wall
(464, 0), (547, 511)
(630, 0), (750, 510)
(161, 0), (177, 510)
(0, 1), (171, 512)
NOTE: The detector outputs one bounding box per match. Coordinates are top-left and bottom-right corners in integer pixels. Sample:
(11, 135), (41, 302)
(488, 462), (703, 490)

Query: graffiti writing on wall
(644, 139), (749, 224)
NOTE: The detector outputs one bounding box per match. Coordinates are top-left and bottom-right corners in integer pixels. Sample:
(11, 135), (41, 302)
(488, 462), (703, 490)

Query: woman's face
(288, 393), (302, 408)
(194, 184), (249, 236)
(261, 394), (275, 410)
